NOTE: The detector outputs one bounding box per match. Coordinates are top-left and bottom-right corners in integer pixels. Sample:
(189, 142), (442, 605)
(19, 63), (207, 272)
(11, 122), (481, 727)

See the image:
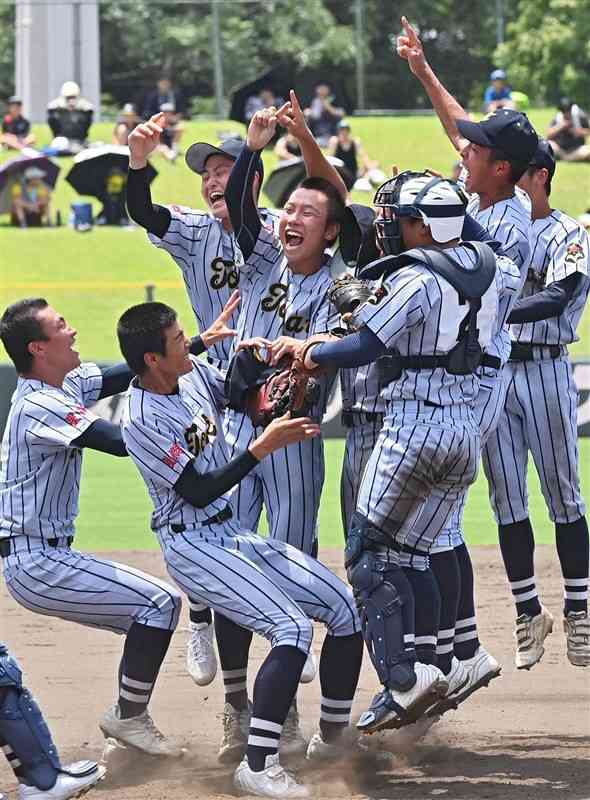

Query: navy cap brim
(185, 142), (237, 175)
(457, 118), (493, 147)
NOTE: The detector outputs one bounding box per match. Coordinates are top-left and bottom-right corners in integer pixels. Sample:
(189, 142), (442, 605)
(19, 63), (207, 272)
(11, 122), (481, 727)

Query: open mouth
(209, 191), (225, 205)
(285, 230), (304, 247)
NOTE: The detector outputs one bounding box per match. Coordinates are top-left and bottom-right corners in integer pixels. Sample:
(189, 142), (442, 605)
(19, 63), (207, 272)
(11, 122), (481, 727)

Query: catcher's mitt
(245, 356), (321, 428)
(330, 274), (373, 316)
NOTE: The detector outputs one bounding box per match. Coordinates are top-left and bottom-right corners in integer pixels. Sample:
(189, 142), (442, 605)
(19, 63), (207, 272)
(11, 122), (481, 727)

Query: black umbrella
(263, 157), (354, 208)
(0, 154), (60, 215)
(65, 145), (157, 199)
(229, 67), (292, 124)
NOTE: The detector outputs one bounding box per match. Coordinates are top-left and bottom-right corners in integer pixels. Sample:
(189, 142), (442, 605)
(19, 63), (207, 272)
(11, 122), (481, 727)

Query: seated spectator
(547, 98), (590, 162)
(327, 120), (386, 191)
(10, 167), (52, 228)
(244, 87), (284, 122)
(304, 83), (345, 146)
(1, 96), (35, 150)
(483, 69), (515, 112)
(96, 166), (129, 225)
(47, 81), (93, 154)
(112, 103), (140, 146)
(274, 131), (302, 163)
(142, 77), (185, 119)
(155, 102), (184, 162)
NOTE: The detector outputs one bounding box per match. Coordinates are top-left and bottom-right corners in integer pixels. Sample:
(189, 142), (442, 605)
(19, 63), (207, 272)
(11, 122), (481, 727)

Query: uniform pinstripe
(224, 230), (338, 554)
(0, 365), (180, 634)
(121, 357), (360, 652)
(483, 212), (589, 525)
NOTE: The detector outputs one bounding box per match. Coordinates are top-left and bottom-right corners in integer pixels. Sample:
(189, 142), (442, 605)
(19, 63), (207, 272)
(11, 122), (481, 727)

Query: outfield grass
(1, 111), (589, 360)
(76, 438), (590, 552)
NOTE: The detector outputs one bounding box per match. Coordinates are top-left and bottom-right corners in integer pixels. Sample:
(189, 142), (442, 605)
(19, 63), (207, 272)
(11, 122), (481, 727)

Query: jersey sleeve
(191, 356), (226, 411)
(546, 227), (589, 284)
(498, 223), (530, 273)
(356, 269), (432, 348)
(22, 391), (98, 449)
(123, 415), (194, 490)
(147, 206), (210, 269)
(63, 363), (103, 406)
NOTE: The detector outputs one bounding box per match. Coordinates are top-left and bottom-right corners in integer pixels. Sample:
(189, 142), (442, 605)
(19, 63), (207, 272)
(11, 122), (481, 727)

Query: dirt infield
(2, 544), (589, 799)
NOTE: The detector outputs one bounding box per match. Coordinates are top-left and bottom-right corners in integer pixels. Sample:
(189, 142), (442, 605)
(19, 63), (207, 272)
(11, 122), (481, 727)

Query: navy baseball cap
(186, 138), (264, 182)
(530, 139), (556, 179)
(457, 109), (539, 163)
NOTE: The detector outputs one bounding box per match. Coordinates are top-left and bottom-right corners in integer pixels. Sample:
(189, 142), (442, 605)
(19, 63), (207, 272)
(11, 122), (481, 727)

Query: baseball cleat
(564, 610), (590, 667)
(426, 656), (469, 717)
(515, 605), (554, 669)
(99, 705), (183, 757)
(429, 649), (501, 716)
(280, 705), (308, 757)
(299, 650), (317, 684)
(233, 753), (310, 798)
(305, 730), (393, 766)
(356, 663), (448, 734)
(186, 621), (218, 686)
(18, 762), (106, 800)
(218, 701), (251, 764)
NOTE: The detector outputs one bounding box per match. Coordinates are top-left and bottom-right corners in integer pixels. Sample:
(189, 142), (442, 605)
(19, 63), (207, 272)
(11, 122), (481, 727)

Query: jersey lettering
(184, 414), (217, 457)
(210, 257), (240, 290)
(260, 283), (310, 333)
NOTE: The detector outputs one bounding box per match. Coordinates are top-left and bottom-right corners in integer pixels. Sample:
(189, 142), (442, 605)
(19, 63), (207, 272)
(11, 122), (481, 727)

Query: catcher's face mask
(373, 170), (426, 256)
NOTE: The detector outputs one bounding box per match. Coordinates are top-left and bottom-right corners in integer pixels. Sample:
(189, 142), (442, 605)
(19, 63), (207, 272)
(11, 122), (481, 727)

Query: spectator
(10, 167), (52, 228)
(274, 131), (302, 163)
(47, 81), (93, 154)
(112, 103), (140, 146)
(96, 166), (129, 226)
(483, 69), (515, 112)
(327, 119), (386, 191)
(304, 83), (345, 146)
(1, 96), (35, 150)
(154, 102), (184, 162)
(547, 97), (590, 162)
(142, 77), (185, 119)
(244, 87), (284, 122)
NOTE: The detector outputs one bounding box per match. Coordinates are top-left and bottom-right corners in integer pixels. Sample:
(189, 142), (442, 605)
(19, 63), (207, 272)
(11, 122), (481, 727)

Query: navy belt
(0, 536), (73, 558)
(170, 506), (232, 533)
(341, 411), (384, 428)
(510, 343), (562, 362)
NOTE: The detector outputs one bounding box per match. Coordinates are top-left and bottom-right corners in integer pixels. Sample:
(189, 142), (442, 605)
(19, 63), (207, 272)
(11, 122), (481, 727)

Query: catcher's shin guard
(0, 644), (61, 790)
(345, 514), (416, 692)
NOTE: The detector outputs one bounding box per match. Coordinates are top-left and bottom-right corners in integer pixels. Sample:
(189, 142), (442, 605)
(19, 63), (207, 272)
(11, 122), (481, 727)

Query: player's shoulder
(535, 210), (587, 248)
(167, 204), (213, 225)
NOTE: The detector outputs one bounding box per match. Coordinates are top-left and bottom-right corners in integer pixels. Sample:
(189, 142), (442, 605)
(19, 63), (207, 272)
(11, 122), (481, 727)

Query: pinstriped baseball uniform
(0, 366), (180, 634)
(224, 230), (338, 554)
(353, 246), (498, 562)
(483, 211), (589, 525)
(121, 356), (360, 652)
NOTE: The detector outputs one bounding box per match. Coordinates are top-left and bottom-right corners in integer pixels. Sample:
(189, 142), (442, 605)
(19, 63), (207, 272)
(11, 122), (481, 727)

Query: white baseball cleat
(299, 650), (317, 684)
(356, 663), (448, 734)
(234, 753), (310, 798)
(305, 730), (393, 766)
(280, 705), (308, 757)
(429, 649), (501, 716)
(515, 606), (554, 669)
(99, 705), (183, 757)
(426, 657), (469, 717)
(218, 702), (251, 764)
(564, 610), (590, 666)
(18, 762), (106, 800)
(186, 621), (217, 686)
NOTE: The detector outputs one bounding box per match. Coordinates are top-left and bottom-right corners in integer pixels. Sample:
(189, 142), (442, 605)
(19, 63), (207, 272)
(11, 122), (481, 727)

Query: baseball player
(0, 642), (105, 800)
(396, 16), (538, 692)
(126, 113), (268, 686)
(483, 140), (590, 669)
(213, 104), (347, 755)
(117, 301), (364, 799)
(0, 298), (184, 757)
(300, 173), (502, 733)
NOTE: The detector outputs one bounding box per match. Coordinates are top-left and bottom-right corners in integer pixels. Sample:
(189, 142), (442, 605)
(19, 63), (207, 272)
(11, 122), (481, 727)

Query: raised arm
(396, 16), (469, 153)
(127, 113), (172, 237)
(277, 91), (348, 201)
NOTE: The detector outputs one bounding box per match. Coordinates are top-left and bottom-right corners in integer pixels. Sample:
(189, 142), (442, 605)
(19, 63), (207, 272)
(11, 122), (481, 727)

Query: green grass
(76, 438), (590, 552)
(1, 110), (589, 360)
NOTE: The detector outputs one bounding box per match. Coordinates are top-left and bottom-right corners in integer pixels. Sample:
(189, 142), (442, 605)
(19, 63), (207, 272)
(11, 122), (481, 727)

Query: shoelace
(189, 628), (214, 662)
(143, 713), (166, 741)
(516, 619), (534, 647)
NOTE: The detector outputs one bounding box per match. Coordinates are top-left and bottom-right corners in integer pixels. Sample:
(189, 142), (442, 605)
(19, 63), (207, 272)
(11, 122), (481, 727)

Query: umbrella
(65, 145), (157, 199)
(0, 154), (60, 215)
(263, 157), (354, 208)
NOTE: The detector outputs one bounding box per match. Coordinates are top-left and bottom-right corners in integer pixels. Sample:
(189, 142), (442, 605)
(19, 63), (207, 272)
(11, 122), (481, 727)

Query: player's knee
(275, 614), (313, 654)
(145, 584), (182, 630)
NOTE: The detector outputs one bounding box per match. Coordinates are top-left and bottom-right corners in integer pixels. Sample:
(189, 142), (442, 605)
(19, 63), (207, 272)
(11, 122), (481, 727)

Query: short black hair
(0, 298), (48, 373)
(525, 165), (553, 197)
(488, 148), (529, 183)
(295, 177), (347, 244)
(117, 302), (177, 376)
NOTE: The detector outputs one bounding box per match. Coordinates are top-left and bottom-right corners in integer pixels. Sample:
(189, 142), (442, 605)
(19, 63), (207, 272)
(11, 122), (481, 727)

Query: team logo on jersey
(163, 442), (184, 469)
(65, 404), (87, 428)
(261, 283), (310, 333)
(184, 413), (217, 456)
(210, 257), (240, 290)
(368, 284), (388, 305)
(565, 242), (584, 267)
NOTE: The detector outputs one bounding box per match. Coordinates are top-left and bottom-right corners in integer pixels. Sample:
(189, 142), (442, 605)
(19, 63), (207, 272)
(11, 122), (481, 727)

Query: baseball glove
(330, 274), (373, 316)
(245, 355), (321, 428)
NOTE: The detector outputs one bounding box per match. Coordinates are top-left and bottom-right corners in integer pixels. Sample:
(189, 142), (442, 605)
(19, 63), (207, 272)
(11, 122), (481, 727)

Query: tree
(496, 0), (590, 107)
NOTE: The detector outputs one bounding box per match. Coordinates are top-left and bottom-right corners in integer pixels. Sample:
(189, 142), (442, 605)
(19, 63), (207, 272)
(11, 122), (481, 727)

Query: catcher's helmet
(373, 172), (468, 256)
